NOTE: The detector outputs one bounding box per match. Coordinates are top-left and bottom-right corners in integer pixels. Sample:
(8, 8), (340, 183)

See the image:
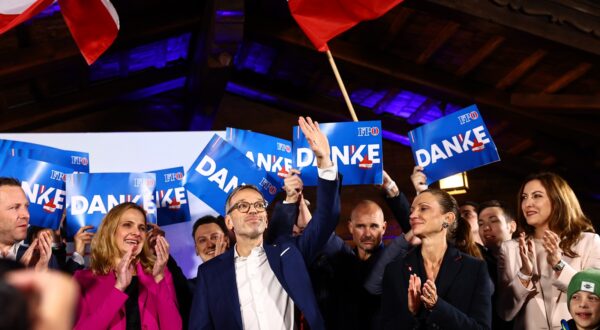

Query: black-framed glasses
(227, 200), (268, 214)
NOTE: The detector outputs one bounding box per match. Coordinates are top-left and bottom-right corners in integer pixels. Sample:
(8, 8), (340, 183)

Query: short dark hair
(478, 200), (516, 222)
(461, 201), (479, 210)
(0, 177), (21, 188)
(224, 184), (263, 214)
(192, 215), (228, 239)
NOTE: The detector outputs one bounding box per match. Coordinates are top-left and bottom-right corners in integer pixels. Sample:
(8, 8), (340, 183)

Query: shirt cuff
(317, 164), (337, 181)
(71, 251), (85, 265)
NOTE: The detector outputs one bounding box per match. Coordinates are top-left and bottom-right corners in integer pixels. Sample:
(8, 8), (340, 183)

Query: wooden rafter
(542, 62), (592, 94)
(511, 93), (600, 112)
(495, 49), (546, 90)
(507, 138), (534, 155)
(379, 7), (414, 50)
(455, 35), (505, 77)
(416, 21), (459, 65)
(262, 27), (600, 139)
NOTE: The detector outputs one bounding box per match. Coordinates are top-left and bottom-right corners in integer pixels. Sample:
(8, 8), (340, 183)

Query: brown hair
(422, 189), (483, 260)
(452, 217), (483, 260)
(517, 172), (594, 257)
(90, 203), (155, 275)
(0, 177), (21, 188)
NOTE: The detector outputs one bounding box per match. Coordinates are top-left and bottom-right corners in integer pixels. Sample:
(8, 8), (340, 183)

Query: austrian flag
(0, 0), (120, 65)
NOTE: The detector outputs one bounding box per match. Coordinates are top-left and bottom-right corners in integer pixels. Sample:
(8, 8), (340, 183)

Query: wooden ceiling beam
(379, 7), (414, 51)
(510, 93), (600, 113)
(415, 21), (459, 65)
(0, 66), (187, 131)
(542, 62), (592, 94)
(455, 35), (505, 77)
(248, 25), (600, 140)
(495, 49), (546, 90)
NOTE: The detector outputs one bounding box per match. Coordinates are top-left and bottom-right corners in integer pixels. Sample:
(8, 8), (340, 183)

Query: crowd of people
(1, 117), (599, 330)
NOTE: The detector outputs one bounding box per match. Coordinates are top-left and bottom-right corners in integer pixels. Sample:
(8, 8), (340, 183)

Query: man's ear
(508, 220), (517, 235)
(225, 215), (234, 230)
(347, 220), (354, 234)
(382, 221), (387, 233)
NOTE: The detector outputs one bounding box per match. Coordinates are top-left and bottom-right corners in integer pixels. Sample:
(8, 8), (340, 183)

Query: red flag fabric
(0, 0), (56, 34)
(0, 0), (119, 65)
(289, 0), (404, 52)
(58, 0), (120, 65)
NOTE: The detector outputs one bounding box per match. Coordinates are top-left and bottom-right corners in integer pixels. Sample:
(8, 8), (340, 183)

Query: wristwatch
(553, 259), (566, 272)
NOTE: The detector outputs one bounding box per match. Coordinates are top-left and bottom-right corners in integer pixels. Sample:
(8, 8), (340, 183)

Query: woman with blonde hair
(498, 172), (600, 329)
(73, 202), (182, 329)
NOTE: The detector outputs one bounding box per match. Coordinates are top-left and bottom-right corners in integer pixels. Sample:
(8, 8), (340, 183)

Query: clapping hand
(115, 248), (134, 291)
(152, 235), (170, 283)
(518, 232), (536, 283)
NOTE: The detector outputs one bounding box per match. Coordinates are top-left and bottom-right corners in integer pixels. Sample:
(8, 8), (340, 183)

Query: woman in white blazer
(498, 172), (600, 329)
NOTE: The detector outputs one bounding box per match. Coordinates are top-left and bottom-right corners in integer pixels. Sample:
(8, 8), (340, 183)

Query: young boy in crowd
(562, 269), (600, 330)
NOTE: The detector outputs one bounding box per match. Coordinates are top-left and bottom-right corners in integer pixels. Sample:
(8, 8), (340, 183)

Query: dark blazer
(16, 244), (60, 270)
(189, 176), (341, 330)
(382, 245), (492, 330)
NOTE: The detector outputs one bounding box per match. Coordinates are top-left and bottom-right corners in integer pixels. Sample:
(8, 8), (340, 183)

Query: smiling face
(226, 188), (268, 240)
(0, 185), (30, 248)
(478, 206), (515, 249)
(194, 222), (229, 262)
(570, 291), (600, 330)
(521, 179), (552, 229)
(114, 208), (147, 258)
(348, 201), (386, 260)
(410, 192), (453, 239)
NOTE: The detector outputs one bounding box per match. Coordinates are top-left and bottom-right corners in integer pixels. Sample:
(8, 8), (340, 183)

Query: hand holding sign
(298, 117), (333, 169)
(283, 169), (303, 203)
(410, 166), (428, 194)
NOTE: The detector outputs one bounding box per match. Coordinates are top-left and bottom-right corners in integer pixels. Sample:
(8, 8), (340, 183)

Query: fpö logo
(357, 126), (380, 137)
(164, 172), (184, 182)
(276, 142), (292, 153)
(458, 111), (479, 125)
(70, 156), (89, 166)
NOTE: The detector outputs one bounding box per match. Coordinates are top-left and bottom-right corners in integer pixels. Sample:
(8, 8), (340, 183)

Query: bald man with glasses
(190, 117), (341, 330)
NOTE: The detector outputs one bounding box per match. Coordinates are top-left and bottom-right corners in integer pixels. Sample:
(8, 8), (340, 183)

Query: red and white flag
(289, 0), (404, 52)
(0, 0), (120, 65)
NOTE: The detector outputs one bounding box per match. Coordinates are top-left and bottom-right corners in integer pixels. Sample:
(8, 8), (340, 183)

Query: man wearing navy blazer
(189, 117), (341, 330)
(0, 177), (56, 271)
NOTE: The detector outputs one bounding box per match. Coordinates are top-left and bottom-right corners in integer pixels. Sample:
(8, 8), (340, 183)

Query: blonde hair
(90, 202), (155, 275)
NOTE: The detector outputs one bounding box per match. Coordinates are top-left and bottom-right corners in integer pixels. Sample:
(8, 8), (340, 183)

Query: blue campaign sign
(65, 173), (157, 238)
(408, 104), (500, 184)
(0, 138), (89, 172)
(185, 134), (279, 216)
(149, 167), (191, 226)
(292, 120), (383, 186)
(0, 155), (71, 230)
(226, 127), (292, 189)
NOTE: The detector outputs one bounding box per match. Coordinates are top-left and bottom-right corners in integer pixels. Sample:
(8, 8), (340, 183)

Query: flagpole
(326, 50), (359, 122)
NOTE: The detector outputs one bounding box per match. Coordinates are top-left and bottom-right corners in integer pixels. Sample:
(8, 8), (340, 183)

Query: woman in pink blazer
(498, 172), (600, 329)
(73, 202), (182, 330)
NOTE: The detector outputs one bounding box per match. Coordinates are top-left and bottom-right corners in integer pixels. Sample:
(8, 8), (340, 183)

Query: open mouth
(575, 312), (593, 320)
(125, 238), (141, 248)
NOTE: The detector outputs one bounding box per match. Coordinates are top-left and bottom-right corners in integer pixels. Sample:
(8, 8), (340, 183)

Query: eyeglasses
(227, 200), (268, 214)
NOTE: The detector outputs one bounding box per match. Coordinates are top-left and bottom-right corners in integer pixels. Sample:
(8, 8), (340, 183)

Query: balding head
(348, 200), (386, 260)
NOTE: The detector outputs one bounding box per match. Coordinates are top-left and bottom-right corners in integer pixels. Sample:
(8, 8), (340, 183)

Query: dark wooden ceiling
(0, 0), (599, 230)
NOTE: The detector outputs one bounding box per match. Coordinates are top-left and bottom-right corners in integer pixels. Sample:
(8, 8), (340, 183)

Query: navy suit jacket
(382, 245), (492, 330)
(189, 176), (341, 330)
